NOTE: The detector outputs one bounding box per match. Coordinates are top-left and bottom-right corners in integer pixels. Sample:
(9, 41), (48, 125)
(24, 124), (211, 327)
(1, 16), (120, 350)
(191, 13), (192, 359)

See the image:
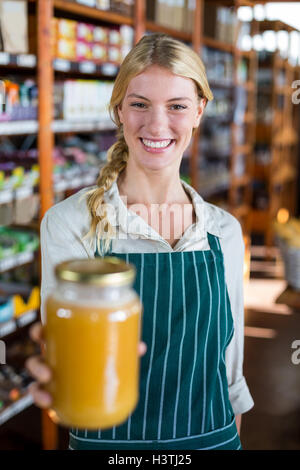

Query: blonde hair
(85, 33), (213, 256)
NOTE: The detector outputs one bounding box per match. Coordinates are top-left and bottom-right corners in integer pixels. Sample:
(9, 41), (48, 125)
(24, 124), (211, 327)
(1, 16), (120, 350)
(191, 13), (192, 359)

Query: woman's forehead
(125, 66), (198, 98)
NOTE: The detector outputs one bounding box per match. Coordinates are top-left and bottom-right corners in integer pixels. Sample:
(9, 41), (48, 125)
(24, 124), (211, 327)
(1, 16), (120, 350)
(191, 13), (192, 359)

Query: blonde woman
(26, 33), (254, 450)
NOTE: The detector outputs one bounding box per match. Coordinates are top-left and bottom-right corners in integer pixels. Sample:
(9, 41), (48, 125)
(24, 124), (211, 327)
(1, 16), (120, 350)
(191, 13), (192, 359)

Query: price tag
(0, 52), (9, 65)
(101, 63), (118, 76)
(0, 257), (16, 272)
(0, 319), (16, 338)
(16, 54), (36, 68)
(17, 310), (37, 328)
(17, 251), (34, 266)
(15, 186), (33, 200)
(0, 189), (13, 204)
(54, 179), (68, 192)
(79, 61), (96, 74)
(54, 58), (71, 72)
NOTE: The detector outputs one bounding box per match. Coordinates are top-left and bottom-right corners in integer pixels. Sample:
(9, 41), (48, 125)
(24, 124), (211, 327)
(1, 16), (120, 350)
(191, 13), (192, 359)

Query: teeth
(142, 138), (172, 149)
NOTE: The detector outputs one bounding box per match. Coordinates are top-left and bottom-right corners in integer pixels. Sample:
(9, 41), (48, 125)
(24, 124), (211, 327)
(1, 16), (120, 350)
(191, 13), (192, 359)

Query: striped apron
(69, 232), (242, 450)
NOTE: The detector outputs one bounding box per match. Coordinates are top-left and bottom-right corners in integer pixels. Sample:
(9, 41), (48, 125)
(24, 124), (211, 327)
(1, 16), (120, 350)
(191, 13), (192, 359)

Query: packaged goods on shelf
(0, 79), (38, 122)
(51, 17), (133, 65)
(0, 282), (39, 320)
(0, 228), (39, 259)
(274, 218), (300, 290)
(0, 150), (39, 225)
(0, 296), (13, 323)
(110, 0), (134, 16)
(61, 79), (114, 121)
(202, 47), (234, 86)
(203, 3), (235, 44)
(0, 0), (28, 54)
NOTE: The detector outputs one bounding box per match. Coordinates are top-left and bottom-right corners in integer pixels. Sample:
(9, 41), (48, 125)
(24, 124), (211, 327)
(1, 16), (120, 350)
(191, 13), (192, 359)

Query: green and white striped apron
(69, 232), (241, 450)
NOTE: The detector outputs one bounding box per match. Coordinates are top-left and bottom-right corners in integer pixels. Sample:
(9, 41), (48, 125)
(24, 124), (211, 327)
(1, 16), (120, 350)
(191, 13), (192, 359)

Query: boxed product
(108, 28), (121, 46)
(107, 45), (122, 64)
(56, 38), (76, 60)
(77, 22), (94, 42)
(0, 0), (28, 54)
(76, 41), (93, 61)
(91, 43), (107, 62)
(93, 26), (109, 44)
(57, 18), (77, 40)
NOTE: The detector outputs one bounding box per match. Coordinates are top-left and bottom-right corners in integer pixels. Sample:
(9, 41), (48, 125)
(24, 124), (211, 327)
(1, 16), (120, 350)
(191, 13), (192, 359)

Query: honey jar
(44, 257), (142, 429)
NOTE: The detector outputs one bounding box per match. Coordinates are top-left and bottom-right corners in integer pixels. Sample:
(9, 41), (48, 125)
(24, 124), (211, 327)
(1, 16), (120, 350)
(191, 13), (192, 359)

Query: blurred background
(0, 0), (299, 450)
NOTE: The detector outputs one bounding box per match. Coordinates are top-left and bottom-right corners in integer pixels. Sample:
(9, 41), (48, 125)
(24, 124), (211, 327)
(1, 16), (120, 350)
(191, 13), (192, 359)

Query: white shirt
(40, 179), (254, 416)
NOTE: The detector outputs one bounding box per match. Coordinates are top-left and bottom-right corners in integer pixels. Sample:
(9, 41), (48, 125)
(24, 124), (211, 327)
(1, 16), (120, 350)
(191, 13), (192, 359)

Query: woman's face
(117, 65), (205, 172)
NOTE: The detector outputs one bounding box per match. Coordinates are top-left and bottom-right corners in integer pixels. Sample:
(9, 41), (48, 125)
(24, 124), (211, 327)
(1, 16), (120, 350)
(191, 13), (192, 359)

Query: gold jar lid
(55, 257), (136, 287)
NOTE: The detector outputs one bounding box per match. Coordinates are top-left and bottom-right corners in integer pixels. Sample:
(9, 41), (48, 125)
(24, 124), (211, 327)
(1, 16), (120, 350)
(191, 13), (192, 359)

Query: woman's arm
(219, 212), (254, 416)
(235, 414), (242, 435)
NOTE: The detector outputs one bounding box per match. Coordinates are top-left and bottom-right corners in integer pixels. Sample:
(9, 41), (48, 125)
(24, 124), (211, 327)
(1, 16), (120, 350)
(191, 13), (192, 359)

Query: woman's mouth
(139, 138), (175, 153)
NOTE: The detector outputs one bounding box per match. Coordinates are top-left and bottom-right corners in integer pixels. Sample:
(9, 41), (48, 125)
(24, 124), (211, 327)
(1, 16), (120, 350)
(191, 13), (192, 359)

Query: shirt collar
(103, 178), (223, 239)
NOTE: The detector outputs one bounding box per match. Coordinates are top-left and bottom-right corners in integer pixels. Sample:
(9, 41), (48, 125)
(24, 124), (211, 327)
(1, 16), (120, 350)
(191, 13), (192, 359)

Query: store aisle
(241, 255), (300, 450)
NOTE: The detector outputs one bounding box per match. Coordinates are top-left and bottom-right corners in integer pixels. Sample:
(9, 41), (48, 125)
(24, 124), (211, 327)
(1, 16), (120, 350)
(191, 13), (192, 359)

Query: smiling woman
(28, 32), (254, 451)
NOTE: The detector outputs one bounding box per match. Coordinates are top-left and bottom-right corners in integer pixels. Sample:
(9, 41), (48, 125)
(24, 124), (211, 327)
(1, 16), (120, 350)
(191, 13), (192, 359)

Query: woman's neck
(117, 170), (191, 206)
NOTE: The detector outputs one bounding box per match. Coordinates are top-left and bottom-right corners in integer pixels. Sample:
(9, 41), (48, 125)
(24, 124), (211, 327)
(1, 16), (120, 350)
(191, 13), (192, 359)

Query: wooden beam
(37, 0), (57, 447)
(38, 0), (54, 218)
(134, 0), (146, 44)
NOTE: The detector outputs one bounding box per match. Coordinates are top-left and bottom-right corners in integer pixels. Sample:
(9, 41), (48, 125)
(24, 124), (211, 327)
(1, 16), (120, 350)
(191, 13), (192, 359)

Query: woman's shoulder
(204, 200), (243, 241)
(43, 186), (96, 225)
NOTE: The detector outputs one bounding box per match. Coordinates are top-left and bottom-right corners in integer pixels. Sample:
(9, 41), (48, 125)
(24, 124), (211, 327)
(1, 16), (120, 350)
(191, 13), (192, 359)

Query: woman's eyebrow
(127, 93), (192, 102)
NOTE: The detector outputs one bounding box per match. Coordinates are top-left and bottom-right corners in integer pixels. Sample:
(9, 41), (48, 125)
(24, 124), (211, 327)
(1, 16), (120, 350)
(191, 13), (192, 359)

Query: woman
(26, 33), (254, 450)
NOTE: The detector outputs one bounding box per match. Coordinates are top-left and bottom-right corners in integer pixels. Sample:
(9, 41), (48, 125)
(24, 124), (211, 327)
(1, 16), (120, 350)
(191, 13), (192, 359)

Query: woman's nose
(145, 108), (169, 136)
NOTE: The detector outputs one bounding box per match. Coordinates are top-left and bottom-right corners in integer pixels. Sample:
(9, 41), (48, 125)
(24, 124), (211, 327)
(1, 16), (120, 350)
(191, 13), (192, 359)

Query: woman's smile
(139, 137), (176, 153)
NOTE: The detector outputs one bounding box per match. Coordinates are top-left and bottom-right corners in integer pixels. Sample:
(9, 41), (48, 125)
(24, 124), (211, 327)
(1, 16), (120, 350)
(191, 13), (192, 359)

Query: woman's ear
(193, 98), (206, 129)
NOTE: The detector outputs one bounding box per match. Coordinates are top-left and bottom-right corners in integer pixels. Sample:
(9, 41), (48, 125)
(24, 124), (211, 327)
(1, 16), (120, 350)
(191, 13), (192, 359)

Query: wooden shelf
(146, 21), (192, 42)
(53, 0), (134, 25)
(202, 36), (234, 54)
(0, 119), (116, 135)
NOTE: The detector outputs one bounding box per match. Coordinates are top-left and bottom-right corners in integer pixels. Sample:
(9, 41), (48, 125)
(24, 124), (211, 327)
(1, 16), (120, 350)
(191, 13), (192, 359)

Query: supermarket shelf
(0, 119), (116, 135)
(0, 251), (35, 273)
(0, 393), (34, 426)
(53, 0), (134, 26)
(0, 51), (119, 76)
(202, 36), (234, 54)
(53, 58), (119, 76)
(0, 309), (38, 339)
(0, 52), (36, 68)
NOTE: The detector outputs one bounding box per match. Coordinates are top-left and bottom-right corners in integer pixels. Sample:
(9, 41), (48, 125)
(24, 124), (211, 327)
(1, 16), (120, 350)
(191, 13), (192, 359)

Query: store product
(44, 258), (142, 429)
(0, 0), (28, 54)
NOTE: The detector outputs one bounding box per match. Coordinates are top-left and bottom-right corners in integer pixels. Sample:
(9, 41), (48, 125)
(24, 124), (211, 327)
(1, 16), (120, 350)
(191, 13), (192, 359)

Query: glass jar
(44, 257), (142, 430)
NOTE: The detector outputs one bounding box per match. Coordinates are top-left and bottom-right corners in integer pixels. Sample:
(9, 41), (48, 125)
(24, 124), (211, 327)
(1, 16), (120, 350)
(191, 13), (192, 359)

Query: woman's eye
(130, 102), (146, 108)
(170, 104), (187, 110)
(130, 103), (187, 110)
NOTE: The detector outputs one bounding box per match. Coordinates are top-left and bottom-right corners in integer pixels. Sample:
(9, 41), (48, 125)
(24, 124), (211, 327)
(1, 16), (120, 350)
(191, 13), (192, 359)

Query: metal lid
(55, 257), (136, 287)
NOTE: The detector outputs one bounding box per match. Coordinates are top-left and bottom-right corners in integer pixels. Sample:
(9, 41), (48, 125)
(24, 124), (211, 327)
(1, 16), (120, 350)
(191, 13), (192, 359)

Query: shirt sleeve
(219, 212), (254, 416)
(40, 204), (91, 325)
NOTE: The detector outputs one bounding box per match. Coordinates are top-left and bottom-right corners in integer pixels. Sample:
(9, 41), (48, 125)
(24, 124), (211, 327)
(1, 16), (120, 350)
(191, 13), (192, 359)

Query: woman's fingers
(28, 382), (52, 409)
(29, 322), (44, 345)
(138, 341), (147, 356)
(25, 355), (52, 384)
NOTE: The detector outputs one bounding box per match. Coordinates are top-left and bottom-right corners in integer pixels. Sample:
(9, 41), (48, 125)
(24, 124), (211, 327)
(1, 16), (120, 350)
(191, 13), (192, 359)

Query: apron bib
(69, 233), (242, 450)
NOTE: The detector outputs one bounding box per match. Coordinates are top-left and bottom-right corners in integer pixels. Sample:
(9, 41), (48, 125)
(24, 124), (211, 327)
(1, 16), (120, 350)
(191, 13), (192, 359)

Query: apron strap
(207, 232), (222, 253)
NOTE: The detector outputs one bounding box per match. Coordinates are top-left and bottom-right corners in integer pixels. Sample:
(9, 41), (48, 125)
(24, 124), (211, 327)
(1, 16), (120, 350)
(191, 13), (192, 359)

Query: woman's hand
(25, 322), (147, 409)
